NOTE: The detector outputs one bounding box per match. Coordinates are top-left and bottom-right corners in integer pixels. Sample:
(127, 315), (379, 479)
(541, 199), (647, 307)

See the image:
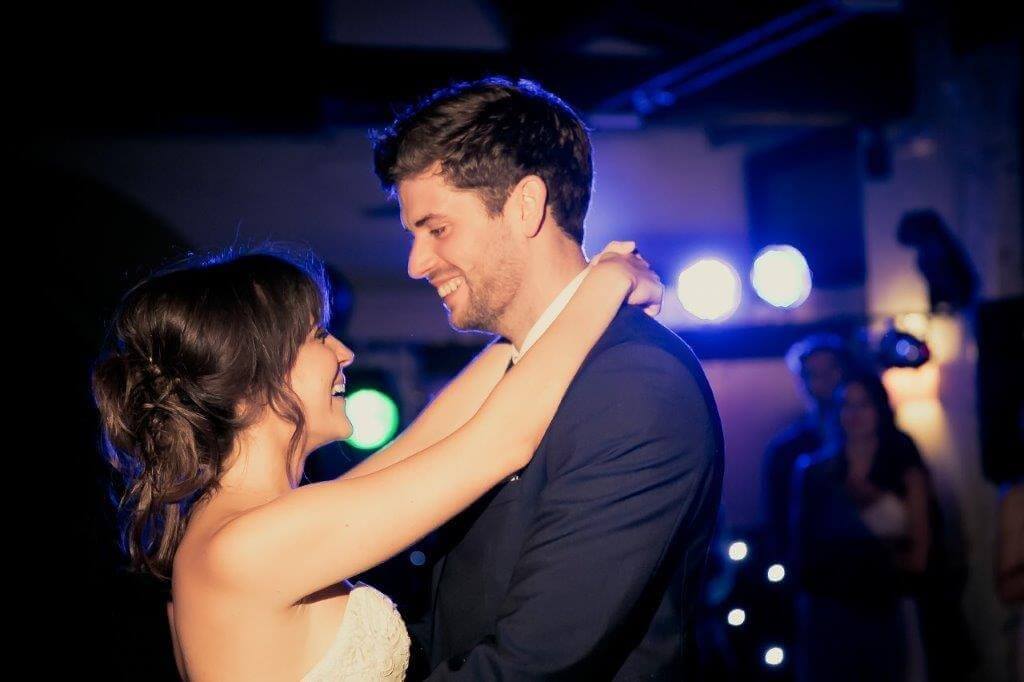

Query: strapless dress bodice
(301, 583), (410, 681)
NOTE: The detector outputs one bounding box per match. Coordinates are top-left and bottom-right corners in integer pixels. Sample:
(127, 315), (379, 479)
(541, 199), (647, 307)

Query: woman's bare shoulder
(174, 499), (256, 587)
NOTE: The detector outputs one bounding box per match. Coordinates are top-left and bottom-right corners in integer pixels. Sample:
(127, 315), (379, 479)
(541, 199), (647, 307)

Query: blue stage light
(751, 245), (812, 308)
(879, 326), (931, 368)
(676, 258), (742, 322)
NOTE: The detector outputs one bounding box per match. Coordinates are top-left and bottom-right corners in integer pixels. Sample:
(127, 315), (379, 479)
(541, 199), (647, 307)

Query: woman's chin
(307, 424), (352, 450)
(335, 420), (354, 441)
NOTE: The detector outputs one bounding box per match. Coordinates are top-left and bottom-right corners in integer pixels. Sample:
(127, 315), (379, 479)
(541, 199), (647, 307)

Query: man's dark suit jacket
(412, 306), (724, 680)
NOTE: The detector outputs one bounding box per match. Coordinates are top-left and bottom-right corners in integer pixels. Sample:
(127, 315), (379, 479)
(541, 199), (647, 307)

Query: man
(372, 77), (723, 680)
(762, 334), (849, 560)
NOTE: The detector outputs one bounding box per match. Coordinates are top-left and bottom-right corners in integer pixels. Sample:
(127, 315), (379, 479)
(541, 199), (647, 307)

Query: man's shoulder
(591, 306), (701, 371)
(767, 418), (821, 455)
(545, 307), (724, 467)
(567, 307), (719, 425)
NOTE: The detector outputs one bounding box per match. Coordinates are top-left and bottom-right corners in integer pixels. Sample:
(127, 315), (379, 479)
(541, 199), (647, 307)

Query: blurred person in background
(762, 334), (850, 560)
(996, 478), (1024, 679)
(791, 371), (974, 682)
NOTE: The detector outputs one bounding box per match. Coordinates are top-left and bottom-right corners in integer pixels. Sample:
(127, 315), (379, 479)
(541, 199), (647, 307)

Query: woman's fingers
(593, 241), (637, 264)
(626, 259), (664, 316)
(592, 244), (664, 317)
(603, 240), (636, 255)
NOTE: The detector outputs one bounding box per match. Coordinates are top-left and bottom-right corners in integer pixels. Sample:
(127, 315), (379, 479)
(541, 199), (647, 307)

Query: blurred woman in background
(792, 371), (973, 682)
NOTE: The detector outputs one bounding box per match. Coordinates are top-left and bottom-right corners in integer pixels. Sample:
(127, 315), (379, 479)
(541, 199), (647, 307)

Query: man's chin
(447, 312), (477, 332)
(446, 306), (494, 334)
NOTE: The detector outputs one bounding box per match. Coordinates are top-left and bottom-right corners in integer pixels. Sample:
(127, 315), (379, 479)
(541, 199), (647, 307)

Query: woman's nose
(330, 336), (355, 367)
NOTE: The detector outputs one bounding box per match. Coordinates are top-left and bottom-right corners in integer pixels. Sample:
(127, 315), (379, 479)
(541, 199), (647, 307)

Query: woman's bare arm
(340, 340), (513, 480)
(995, 483), (1024, 603)
(897, 468), (931, 574)
(204, 252), (661, 606)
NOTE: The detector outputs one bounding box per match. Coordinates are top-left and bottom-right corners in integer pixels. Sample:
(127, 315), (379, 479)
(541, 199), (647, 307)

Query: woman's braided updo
(92, 248), (330, 578)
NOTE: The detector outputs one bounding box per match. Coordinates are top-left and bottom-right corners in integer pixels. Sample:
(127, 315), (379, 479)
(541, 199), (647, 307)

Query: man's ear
(512, 175), (548, 239)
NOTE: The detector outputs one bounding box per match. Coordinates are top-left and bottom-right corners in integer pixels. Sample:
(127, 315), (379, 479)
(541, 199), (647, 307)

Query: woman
(791, 371), (970, 682)
(92, 242), (661, 680)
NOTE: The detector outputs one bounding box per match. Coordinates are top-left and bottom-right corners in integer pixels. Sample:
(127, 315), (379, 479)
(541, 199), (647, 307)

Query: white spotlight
(727, 541), (749, 562)
(727, 608), (746, 627)
(764, 646), (785, 666)
(676, 257), (742, 322)
(750, 245), (812, 308)
(767, 563), (786, 583)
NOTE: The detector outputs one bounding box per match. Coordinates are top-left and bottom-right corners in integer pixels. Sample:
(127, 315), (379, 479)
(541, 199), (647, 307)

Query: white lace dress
(301, 583), (410, 681)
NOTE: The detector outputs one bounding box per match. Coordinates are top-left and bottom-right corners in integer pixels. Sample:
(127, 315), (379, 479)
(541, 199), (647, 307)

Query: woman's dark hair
(371, 76), (593, 244)
(91, 248), (330, 578)
(841, 370), (898, 436)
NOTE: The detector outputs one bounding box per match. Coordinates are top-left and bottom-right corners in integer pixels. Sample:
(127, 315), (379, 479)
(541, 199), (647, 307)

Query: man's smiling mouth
(436, 277), (465, 298)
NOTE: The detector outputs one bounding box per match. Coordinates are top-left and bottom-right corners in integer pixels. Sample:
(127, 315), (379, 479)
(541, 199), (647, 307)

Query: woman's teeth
(331, 383), (346, 397)
(437, 277), (464, 298)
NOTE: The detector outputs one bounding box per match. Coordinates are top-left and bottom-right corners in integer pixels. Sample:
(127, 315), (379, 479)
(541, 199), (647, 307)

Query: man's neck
(500, 246), (587, 349)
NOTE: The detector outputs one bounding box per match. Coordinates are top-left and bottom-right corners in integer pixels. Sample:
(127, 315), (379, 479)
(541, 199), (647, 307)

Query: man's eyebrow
(413, 212), (444, 228)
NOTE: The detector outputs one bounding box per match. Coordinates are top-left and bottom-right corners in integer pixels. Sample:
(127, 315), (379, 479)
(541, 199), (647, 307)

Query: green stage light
(345, 388), (400, 450)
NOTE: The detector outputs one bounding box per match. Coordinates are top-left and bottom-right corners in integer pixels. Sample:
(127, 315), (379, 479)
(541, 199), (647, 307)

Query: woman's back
(170, 498), (407, 681)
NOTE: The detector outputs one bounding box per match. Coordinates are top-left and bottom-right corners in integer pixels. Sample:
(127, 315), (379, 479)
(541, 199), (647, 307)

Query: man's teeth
(437, 277), (464, 298)
(331, 383), (346, 397)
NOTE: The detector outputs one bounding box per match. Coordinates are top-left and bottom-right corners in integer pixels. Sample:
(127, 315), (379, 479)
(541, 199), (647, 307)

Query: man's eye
(430, 226), (448, 238)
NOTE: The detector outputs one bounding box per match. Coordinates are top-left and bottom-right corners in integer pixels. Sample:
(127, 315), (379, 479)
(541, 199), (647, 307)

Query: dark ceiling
(18, 0), (939, 137)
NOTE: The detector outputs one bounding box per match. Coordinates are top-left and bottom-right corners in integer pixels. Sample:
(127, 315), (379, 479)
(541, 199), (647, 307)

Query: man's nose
(407, 236), (436, 281)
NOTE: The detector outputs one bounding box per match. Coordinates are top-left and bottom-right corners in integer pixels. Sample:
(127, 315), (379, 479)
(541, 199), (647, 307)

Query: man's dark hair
(784, 333), (851, 377)
(371, 77), (592, 244)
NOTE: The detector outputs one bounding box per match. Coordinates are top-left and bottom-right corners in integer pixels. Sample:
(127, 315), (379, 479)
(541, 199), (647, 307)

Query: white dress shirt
(510, 268), (590, 366)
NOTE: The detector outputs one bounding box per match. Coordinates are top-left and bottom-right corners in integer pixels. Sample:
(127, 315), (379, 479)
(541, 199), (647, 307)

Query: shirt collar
(511, 268), (589, 365)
